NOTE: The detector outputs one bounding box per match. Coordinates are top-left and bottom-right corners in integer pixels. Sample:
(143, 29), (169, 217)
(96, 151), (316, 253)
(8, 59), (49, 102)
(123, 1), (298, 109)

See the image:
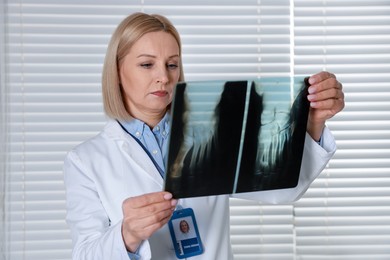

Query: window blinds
(1, 1), (7, 258)
(4, 0), (294, 259)
(293, 0), (390, 259)
(3, 0), (390, 259)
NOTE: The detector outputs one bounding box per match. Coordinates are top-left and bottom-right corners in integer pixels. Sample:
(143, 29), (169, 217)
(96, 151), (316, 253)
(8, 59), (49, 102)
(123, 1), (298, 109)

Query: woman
(63, 12), (345, 259)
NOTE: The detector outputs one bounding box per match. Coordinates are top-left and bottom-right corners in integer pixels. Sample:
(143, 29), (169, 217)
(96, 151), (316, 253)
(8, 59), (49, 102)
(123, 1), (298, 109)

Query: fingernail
(171, 199), (178, 207)
(164, 193), (173, 200)
(307, 94), (315, 101)
(308, 86), (316, 94)
(309, 77), (316, 85)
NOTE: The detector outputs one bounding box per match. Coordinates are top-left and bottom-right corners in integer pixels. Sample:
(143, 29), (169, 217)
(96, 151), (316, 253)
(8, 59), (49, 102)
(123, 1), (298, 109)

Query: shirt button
(152, 150), (158, 155)
(162, 131), (166, 136)
(155, 126), (160, 131)
(135, 131), (141, 137)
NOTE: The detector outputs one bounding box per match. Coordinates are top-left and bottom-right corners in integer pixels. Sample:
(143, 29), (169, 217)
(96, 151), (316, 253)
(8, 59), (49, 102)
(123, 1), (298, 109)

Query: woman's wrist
(307, 122), (325, 142)
(122, 224), (142, 253)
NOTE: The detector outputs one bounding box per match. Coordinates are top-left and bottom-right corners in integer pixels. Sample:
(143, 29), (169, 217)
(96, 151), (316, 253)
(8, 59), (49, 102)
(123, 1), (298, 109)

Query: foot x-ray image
(164, 77), (310, 198)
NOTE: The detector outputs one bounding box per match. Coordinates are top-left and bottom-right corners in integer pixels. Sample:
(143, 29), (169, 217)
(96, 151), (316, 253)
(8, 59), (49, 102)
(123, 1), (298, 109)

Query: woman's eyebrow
(136, 54), (155, 58)
(136, 54), (180, 59)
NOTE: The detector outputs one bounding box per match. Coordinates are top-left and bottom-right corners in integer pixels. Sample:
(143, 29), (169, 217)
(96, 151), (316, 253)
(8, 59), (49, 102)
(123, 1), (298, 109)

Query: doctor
(63, 12), (345, 260)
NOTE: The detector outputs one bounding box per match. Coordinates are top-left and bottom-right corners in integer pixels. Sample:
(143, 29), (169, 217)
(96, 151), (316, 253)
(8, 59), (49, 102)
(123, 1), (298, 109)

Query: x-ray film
(164, 77), (310, 198)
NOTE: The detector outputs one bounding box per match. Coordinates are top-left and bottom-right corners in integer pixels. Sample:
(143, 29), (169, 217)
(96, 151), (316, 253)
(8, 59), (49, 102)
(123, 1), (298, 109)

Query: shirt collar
(120, 113), (171, 139)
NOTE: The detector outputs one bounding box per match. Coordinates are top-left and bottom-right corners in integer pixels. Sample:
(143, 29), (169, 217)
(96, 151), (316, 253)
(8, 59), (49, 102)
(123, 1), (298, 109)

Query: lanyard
(117, 120), (165, 179)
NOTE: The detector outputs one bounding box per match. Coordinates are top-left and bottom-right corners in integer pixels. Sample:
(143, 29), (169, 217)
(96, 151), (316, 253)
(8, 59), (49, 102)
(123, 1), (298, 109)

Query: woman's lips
(152, 90), (168, 97)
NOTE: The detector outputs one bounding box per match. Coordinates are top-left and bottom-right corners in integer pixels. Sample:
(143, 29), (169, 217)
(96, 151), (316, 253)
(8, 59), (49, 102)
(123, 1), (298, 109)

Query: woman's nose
(156, 67), (169, 84)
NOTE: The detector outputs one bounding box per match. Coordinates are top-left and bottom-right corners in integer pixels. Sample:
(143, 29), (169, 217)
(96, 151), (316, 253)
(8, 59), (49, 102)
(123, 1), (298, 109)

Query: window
(2, 0), (390, 259)
(294, 1), (390, 258)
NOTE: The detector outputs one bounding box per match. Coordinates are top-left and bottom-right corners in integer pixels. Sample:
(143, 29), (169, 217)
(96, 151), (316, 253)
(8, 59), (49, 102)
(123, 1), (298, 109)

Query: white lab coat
(63, 120), (336, 260)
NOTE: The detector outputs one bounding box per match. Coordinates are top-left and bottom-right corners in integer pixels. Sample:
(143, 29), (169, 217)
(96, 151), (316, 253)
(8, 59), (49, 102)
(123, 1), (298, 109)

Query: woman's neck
(131, 110), (166, 129)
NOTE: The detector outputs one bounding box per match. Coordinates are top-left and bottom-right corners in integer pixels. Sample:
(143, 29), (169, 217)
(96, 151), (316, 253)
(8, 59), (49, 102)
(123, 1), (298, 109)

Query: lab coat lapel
(120, 137), (164, 187)
(105, 120), (164, 188)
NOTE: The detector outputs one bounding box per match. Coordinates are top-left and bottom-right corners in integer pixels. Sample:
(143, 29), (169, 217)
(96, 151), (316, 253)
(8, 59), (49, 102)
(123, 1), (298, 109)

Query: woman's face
(180, 220), (189, 233)
(119, 31), (181, 122)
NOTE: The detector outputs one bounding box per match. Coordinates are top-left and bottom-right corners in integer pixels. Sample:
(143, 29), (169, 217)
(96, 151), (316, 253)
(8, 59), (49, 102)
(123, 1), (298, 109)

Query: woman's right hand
(121, 191), (178, 253)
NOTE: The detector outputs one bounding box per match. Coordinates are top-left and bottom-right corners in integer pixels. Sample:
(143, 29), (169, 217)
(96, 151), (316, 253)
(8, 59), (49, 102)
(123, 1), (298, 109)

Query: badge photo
(168, 208), (204, 259)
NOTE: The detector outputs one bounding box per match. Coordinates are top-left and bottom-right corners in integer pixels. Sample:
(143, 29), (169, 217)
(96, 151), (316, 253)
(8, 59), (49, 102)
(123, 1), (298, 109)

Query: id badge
(168, 207), (204, 259)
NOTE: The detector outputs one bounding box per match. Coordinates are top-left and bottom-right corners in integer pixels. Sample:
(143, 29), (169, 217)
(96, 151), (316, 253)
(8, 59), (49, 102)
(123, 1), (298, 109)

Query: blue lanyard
(117, 120), (165, 179)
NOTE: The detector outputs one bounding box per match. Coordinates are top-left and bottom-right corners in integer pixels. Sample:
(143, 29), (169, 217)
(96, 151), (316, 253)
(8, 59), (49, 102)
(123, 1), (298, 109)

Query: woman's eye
(167, 63), (178, 69)
(140, 63), (152, 68)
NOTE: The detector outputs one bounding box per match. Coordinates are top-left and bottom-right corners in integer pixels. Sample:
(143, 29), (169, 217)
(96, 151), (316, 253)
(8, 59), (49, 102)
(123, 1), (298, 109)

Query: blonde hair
(102, 12), (184, 120)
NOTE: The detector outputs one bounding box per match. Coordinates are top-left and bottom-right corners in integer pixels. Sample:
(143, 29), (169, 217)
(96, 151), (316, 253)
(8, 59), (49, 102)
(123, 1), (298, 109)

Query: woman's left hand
(306, 71), (345, 141)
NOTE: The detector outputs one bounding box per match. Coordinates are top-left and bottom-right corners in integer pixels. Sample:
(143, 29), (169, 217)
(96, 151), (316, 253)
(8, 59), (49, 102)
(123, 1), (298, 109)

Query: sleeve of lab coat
(63, 150), (152, 260)
(232, 126), (336, 204)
